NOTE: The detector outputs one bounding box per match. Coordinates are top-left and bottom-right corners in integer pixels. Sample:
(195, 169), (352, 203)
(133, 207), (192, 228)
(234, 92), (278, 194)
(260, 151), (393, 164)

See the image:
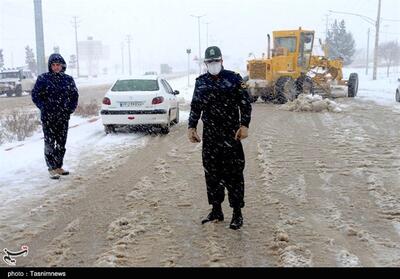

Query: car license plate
(120, 101), (144, 107)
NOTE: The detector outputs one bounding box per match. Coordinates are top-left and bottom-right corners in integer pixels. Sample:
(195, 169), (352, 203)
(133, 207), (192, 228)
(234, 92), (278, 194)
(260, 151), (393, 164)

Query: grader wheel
(348, 73), (359, 98)
(296, 76), (314, 95)
(275, 77), (297, 104)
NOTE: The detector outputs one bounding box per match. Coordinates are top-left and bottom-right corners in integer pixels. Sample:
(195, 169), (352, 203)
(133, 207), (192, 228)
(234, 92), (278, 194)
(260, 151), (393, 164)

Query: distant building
(160, 64), (172, 74)
(78, 37), (109, 77)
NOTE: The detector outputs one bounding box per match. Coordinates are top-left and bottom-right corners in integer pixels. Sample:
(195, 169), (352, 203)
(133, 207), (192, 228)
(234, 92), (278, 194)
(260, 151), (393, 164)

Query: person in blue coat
(188, 46), (252, 230)
(32, 53), (79, 179)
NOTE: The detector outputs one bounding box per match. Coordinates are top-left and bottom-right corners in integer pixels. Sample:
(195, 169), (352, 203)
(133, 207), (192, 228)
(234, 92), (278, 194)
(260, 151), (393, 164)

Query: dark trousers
(42, 118), (69, 170)
(202, 136), (245, 209)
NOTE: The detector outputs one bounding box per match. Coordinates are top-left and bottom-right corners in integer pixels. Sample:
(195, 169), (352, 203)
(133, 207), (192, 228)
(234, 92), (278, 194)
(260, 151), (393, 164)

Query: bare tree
(25, 45), (37, 75)
(69, 54), (77, 77)
(0, 49), (4, 68)
(379, 41), (400, 78)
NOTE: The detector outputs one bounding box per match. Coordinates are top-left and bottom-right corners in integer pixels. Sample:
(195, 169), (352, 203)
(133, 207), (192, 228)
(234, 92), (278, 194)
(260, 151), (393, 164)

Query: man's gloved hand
(235, 126), (249, 141)
(188, 128), (201, 143)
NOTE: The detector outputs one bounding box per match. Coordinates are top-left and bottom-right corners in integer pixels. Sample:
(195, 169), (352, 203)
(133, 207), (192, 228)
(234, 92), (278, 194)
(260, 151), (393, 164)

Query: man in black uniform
(188, 46), (252, 230)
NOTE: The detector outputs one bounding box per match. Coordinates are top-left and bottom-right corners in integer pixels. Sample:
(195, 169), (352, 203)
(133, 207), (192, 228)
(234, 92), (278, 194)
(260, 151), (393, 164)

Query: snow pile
(282, 94), (342, 113)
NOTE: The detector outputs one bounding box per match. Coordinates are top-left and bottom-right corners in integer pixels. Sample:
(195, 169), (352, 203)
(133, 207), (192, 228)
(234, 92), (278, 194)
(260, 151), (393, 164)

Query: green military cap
(204, 46), (222, 62)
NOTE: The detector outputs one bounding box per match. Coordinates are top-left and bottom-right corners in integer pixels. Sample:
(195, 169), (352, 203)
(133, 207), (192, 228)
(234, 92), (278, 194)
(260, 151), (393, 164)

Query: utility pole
(366, 28), (370, 75)
(126, 35), (132, 76)
(186, 48), (191, 87)
(373, 0), (381, 80)
(191, 15), (205, 75)
(329, 4), (384, 80)
(121, 42), (125, 75)
(325, 14), (330, 41)
(205, 22), (211, 48)
(72, 16), (81, 77)
(33, 0), (46, 75)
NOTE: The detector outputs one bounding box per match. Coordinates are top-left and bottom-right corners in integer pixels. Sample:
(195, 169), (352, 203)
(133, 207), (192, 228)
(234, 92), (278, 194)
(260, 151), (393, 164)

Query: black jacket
(189, 69), (252, 137)
(32, 53), (79, 121)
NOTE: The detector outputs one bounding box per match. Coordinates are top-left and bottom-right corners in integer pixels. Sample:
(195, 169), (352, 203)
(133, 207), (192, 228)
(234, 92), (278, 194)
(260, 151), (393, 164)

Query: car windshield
(111, 79), (159, 92)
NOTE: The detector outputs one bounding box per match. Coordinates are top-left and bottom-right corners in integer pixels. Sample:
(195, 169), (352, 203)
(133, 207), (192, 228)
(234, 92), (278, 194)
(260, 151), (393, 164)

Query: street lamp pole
(329, 3), (382, 80)
(366, 28), (370, 75)
(186, 48), (191, 87)
(373, 0), (382, 80)
(126, 35), (132, 76)
(121, 42), (125, 75)
(191, 15), (205, 75)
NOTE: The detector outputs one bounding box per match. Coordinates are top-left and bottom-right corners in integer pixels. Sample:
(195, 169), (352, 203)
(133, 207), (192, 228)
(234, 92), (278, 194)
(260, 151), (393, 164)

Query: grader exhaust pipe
(267, 34), (271, 59)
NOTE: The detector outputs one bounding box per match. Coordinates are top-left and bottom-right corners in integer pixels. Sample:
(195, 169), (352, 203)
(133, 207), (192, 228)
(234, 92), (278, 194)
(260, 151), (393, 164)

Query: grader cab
(246, 27), (358, 103)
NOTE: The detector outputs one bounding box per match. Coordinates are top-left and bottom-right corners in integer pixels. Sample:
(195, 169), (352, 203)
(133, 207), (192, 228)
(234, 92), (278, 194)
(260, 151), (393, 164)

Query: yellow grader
(245, 27), (359, 103)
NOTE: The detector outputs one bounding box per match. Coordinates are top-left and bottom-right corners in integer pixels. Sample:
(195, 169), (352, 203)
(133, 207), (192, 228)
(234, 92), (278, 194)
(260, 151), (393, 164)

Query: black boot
(230, 208), (243, 230)
(201, 204), (224, 224)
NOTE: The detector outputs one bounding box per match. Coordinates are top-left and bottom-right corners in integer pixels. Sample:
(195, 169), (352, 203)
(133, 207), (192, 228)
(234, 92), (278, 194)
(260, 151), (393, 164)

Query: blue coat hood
(48, 53), (67, 73)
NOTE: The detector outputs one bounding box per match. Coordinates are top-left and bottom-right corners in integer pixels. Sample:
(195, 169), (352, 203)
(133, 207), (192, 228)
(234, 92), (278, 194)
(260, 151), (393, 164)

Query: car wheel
(173, 107), (180, 125)
(104, 125), (116, 134)
(160, 113), (171, 134)
(15, 85), (22, 97)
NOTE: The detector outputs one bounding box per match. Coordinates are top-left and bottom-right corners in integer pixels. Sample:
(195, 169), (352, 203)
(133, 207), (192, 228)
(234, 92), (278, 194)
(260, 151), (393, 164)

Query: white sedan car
(101, 76), (180, 134)
(396, 78), (400, 102)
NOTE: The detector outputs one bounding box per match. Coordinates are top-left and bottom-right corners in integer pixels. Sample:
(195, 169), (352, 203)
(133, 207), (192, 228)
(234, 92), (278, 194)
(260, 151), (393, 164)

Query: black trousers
(42, 117), (69, 171)
(202, 134), (245, 209)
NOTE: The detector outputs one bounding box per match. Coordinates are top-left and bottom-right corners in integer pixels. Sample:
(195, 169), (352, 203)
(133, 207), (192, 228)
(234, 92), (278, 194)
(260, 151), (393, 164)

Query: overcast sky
(1, 0), (399, 74)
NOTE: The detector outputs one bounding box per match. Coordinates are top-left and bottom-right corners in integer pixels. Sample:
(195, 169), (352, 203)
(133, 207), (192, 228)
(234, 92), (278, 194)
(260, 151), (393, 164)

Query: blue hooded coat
(32, 53), (79, 121)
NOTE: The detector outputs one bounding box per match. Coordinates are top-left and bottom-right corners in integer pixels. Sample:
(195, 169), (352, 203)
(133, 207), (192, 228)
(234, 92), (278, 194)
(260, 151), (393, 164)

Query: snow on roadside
(343, 67), (400, 107)
(0, 116), (145, 207)
(167, 74), (197, 104)
(0, 75), (193, 215)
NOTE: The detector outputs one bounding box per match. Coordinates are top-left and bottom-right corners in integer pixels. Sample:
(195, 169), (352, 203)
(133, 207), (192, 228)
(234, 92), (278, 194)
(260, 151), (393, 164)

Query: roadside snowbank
(343, 67), (400, 107)
(282, 94), (343, 113)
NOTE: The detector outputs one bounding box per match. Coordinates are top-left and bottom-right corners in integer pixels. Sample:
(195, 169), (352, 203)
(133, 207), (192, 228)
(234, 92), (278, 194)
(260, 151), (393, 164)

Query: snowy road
(1, 69), (400, 267)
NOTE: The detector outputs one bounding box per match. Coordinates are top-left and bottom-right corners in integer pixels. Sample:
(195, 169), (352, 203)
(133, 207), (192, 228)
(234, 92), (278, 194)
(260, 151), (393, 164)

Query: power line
(329, 0), (382, 81)
(381, 18), (400, 22)
(328, 10), (375, 26)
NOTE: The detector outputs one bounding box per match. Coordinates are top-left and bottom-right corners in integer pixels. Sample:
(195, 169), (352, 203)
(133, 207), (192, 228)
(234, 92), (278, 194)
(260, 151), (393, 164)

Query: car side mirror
(173, 90), (180, 95)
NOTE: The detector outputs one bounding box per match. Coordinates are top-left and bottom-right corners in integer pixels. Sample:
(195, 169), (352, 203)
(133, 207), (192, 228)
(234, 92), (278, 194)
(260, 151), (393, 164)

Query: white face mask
(207, 62), (222, 76)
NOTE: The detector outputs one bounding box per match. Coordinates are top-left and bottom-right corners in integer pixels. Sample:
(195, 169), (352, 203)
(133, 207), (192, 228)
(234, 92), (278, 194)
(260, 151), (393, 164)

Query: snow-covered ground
(3, 68), (400, 267)
(343, 66), (400, 107)
(0, 74), (195, 215)
(1, 68), (400, 223)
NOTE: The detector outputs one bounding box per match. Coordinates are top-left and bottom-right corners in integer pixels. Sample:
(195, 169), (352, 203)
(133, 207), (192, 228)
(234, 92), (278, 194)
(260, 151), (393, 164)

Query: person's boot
(49, 169), (60, 180)
(230, 208), (243, 230)
(56, 168), (70, 176)
(201, 204), (224, 224)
